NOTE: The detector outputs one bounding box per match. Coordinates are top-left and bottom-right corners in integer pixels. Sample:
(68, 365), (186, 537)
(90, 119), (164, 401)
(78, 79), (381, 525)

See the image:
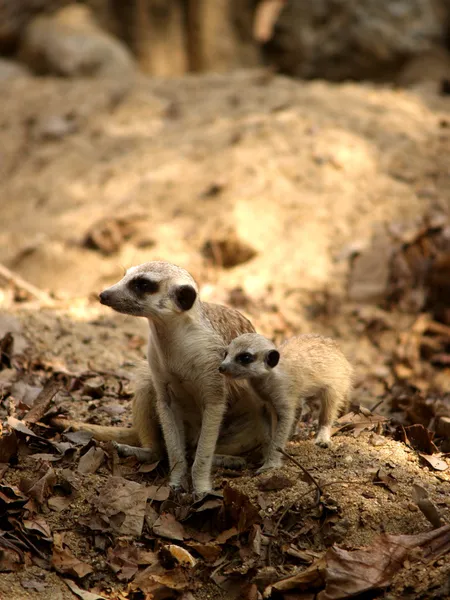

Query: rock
(0, 0), (68, 52)
(397, 48), (450, 86)
(19, 3), (136, 78)
(32, 114), (78, 140)
(0, 58), (30, 81)
(264, 0), (446, 81)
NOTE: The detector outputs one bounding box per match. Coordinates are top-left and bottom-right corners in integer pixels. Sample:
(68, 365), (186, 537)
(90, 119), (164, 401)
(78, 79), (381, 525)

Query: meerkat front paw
(315, 440), (330, 449)
(191, 462), (213, 495)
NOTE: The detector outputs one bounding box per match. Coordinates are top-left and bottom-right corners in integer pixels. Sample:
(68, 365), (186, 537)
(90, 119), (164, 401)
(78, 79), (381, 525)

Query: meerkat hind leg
(315, 386), (344, 448)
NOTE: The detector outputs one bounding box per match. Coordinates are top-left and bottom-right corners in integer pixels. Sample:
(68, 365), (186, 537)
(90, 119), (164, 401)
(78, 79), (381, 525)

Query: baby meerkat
(219, 333), (353, 472)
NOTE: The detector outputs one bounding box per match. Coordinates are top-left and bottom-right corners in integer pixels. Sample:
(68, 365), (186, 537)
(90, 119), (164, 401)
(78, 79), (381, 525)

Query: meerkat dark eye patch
(236, 352), (254, 365)
(173, 284), (197, 311)
(129, 277), (159, 295)
(265, 350), (280, 368)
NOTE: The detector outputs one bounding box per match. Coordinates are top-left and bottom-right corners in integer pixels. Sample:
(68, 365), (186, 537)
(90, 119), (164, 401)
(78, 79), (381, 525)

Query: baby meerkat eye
(236, 352), (254, 365)
(129, 277), (159, 295)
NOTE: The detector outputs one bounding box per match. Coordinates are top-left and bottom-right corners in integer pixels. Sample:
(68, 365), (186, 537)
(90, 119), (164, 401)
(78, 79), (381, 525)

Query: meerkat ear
(265, 350), (280, 368)
(173, 285), (197, 311)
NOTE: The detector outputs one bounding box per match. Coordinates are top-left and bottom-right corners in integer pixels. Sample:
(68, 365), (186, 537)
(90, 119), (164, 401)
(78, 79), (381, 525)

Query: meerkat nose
(99, 290), (110, 305)
(218, 364), (226, 374)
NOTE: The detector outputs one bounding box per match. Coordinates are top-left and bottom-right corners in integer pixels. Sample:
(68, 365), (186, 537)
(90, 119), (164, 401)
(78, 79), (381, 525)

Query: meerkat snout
(99, 290), (112, 305)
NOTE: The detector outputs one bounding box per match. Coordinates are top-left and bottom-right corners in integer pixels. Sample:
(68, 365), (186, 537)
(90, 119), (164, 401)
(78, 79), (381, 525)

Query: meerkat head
(99, 261), (199, 319)
(219, 333), (280, 379)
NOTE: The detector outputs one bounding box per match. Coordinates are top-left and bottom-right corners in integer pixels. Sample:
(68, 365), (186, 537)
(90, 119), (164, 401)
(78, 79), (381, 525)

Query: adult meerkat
(54, 262), (271, 494)
(219, 333), (353, 472)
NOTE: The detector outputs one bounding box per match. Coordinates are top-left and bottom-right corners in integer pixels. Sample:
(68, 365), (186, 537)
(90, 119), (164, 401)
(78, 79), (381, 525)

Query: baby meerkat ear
(173, 284), (197, 311)
(265, 350), (280, 368)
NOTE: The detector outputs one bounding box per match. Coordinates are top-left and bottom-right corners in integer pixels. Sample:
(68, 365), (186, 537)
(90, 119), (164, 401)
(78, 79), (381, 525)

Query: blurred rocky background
(1, 3), (450, 599)
(0, 0), (450, 82)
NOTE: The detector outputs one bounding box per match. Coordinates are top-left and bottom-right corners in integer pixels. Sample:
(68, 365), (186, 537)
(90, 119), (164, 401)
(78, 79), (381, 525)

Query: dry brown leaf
(21, 578), (48, 592)
(7, 416), (42, 439)
(77, 447), (105, 474)
(318, 526), (450, 600)
(132, 563), (191, 595)
(374, 468), (399, 494)
(138, 461), (159, 473)
(216, 527), (238, 544)
(48, 495), (73, 512)
(0, 483), (28, 508)
(107, 541), (158, 582)
(0, 431), (17, 463)
(420, 453), (449, 471)
(166, 544), (197, 567)
(334, 411), (387, 438)
(146, 484), (170, 502)
(22, 516), (52, 541)
(153, 513), (185, 541)
(52, 534), (93, 579)
(0, 543), (22, 572)
(63, 430), (93, 446)
(64, 579), (106, 600)
(412, 484), (442, 528)
(404, 424), (439, 454)
(95, 476), (149, 537)
(267, 556), (326, 594)
(19, 468), (56, 505)
(187, 541), (222, 562)
(223, 485), (260, 533)
(107, 545), (139, 582)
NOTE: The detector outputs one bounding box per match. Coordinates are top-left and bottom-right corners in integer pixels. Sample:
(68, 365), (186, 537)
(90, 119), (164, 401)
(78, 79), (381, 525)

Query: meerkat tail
(50, 418), (141, 446)
(213, 454), (247, 469)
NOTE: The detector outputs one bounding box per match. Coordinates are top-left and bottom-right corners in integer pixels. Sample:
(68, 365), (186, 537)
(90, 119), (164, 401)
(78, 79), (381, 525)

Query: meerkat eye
(129, 277), (159, 295)
(236, 352), (254, 365)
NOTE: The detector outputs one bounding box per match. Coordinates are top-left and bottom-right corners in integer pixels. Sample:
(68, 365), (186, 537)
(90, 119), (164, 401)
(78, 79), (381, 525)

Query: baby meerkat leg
(258, 396), (297, 473)
(315, 386), (345, 447)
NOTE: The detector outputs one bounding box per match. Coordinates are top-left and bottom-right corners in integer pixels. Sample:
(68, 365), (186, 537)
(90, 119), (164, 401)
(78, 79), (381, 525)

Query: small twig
(332, 419), (386, 436)
(369, 398), (385, 412)
(0, 263), (54, 306)
(277, 446), (322, 495)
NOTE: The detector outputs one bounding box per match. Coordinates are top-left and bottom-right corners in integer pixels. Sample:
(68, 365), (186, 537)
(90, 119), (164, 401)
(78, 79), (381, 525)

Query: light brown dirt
(1, 69), (450, 599)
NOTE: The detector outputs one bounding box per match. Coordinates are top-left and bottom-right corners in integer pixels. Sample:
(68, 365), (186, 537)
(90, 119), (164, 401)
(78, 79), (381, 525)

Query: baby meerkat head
(219, 333), (280, 379)
(99, 261), (199, 319)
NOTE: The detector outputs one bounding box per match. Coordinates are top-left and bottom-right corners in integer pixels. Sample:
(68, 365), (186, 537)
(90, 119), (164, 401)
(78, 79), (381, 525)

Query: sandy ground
(1, 69), (449, 599)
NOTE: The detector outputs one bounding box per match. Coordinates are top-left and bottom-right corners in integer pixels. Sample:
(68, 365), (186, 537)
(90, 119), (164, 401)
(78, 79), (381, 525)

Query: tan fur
(53, 262), (270, 494)
(220, 333), (353, 472)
